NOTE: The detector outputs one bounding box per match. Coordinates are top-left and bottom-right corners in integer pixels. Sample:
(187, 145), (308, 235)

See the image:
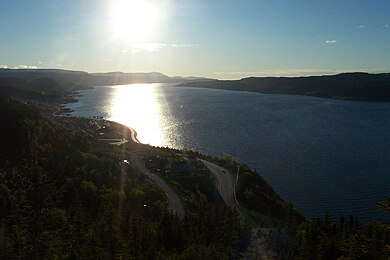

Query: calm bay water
(65, 83), (390, 223)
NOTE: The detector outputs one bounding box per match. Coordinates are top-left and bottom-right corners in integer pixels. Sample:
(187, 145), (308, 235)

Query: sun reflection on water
(109, 84), (164, 146)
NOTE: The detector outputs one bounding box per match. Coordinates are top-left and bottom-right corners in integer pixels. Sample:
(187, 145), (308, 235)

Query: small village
(143, 151), (199, 174)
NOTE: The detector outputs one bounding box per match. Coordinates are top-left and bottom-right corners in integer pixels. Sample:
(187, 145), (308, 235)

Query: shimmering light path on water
(109, 84), (165, 146)
(65, 84), (390, 223)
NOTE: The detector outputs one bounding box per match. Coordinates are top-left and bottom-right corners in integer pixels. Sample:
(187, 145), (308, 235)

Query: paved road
(99, 138), (129, 145)
(130, 153), (185, 219)
(127, 127), (140, 144)
(199, 159), (240, 211)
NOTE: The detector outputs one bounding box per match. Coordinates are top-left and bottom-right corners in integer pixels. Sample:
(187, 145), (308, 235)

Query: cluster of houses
(89, 118), (110, 131)
(143, 152), (198, 174)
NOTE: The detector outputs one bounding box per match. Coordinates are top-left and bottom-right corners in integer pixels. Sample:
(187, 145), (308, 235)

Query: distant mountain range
(1, 69), (390, 101)
(178, 72), (390, 101)
(0, 69), (202, 88)
(0, 69), (212, 101)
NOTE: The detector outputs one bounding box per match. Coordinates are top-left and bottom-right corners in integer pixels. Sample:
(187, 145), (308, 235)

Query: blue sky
(1, 0), (390, 79)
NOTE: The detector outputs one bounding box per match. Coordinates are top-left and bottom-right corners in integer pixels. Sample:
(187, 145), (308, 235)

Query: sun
(110, 0), (159, 41)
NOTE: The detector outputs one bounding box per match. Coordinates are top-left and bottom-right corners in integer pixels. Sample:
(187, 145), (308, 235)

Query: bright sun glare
(110, 84), (164, 146)
(110, 0), (159, 41)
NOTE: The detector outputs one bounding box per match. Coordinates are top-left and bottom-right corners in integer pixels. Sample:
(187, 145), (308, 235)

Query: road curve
(99, 138), (129, 145)
(199, 159), (240, 211)
(127, 126), (140, 144)
(130, 153), (185, 220)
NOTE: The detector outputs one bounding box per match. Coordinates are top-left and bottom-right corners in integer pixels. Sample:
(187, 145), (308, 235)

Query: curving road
(199, 159), (240, 211)
(127, 126), (140, 144)
(129, 152), (185, 220)
(99, 138), (129, 145)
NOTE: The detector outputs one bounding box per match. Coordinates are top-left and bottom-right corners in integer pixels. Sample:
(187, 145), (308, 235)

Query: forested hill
(0, 96), (244, 258)
(0, 69), (213, 102)
(179, 72), (390, 101)
(0, 96), (300, 258)
(0, 68), (208, 88)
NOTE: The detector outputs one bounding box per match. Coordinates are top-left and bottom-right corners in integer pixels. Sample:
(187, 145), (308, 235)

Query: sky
(1, 0), (390, 79)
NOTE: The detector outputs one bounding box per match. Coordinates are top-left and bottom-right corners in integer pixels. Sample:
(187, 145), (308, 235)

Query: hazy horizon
(2, 66), (390, 81)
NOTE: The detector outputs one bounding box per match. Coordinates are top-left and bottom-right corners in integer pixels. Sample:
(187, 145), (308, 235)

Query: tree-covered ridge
(179, 72), (390, 101)
(0, 97), (247, 259)
(0, 68), (194, 88)
(0, 96), (389, 259)
(0, 77), (79, 103)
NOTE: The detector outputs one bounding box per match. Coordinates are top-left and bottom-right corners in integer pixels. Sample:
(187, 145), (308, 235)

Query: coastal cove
(63, 83), (390, 223)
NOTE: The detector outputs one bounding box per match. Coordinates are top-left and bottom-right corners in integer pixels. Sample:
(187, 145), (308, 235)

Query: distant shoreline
(178, 72), (390, 102)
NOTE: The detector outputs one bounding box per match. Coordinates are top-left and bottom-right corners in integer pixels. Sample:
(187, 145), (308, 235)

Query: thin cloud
(385, 24), (389, 28)
(358, 25), (366, 29)
(325, 40), (337, 44)
(14, 65), (38, 69)
(131, 43), (167, 52)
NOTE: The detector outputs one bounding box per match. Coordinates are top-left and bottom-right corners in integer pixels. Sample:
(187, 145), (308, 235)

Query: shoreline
(53, 105), (74, 116)
(123, 123), (141, 144)
(53, 107), (141, 145)
(103, 119), (141, 144)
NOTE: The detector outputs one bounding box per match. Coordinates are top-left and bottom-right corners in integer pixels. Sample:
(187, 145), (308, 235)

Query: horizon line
(1, 67), (390, 80)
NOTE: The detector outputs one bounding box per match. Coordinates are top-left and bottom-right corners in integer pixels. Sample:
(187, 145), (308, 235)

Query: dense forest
(0, 94), (389, 259)
(0, 96), (246, 258)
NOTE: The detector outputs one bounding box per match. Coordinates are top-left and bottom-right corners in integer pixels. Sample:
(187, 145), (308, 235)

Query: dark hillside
(240, 72), (390, 100)
(0, 97), (245, 259)
(0, 77), (73, 102)
(26, 77), (60, 93)
(179, 72), (390, 101)
(0, 77), (28, 89)
(0, 69), (187, 88)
